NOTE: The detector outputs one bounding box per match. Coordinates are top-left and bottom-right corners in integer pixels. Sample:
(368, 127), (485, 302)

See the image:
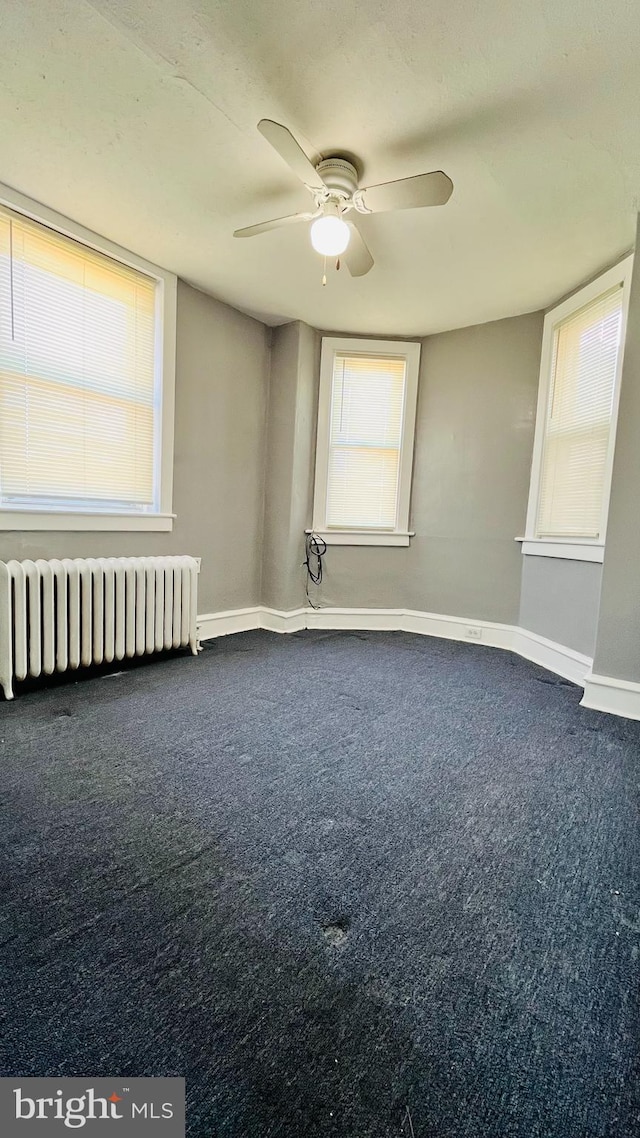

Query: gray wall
(0, 280), (271, 614)
(261, 321), (319, 611)
(304, 313), (543, 622)
(593, 218), (640, 680)
(518, 556), (602, 657)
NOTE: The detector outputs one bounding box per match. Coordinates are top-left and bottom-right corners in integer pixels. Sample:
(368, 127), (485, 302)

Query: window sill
(308, 528), (413, 547)
(0, 511), (175, 532)
(516, 537), (604, 563)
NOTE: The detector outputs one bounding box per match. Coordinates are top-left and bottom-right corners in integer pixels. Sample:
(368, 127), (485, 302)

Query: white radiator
(0, 555), (200, 700)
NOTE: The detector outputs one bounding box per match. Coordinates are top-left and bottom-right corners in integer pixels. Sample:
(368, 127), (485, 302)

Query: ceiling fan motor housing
(315, 157), (359, 199)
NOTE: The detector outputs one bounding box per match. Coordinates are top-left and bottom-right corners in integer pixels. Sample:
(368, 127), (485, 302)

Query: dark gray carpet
(0, 629), (639, 1137)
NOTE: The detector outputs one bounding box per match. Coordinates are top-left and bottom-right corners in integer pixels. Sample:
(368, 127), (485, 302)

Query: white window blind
(0, 204), (158, 514)
(326, 353), (407, 529)
(536, 285), (623, 539)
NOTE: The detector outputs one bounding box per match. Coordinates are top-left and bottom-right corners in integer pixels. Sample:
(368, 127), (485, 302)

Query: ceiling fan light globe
(310, 215), (351, 257)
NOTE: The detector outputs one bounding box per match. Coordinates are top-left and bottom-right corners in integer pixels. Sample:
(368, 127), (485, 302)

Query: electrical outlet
(465, 626), (482, 640)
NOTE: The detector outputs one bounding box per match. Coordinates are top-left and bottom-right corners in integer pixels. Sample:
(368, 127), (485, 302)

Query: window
(312, 337), (420, 546)
(0, 186), (176, 531)
(523, 257), (633, 562)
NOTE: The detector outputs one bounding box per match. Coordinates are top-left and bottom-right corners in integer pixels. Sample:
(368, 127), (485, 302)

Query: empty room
(1, 1), (639, 1135)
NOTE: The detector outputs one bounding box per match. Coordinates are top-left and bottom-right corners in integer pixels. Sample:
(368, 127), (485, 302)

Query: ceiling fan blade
(344, 220), (374, 277)
(360, 171), (453, 213)
(233, 211), (313, 238)
(257, 119), (326, 190)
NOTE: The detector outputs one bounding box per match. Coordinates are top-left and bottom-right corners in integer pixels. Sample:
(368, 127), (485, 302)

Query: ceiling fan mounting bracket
(352, 189), (372, 214)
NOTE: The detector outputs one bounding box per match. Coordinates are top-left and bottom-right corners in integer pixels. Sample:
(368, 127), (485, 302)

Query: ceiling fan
(233, 119), (453, 277)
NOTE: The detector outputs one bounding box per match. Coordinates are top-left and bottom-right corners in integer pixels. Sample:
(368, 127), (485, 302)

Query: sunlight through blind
(536, 285), (623, 539)
(0, 204), (158, 512)
(326, 353), (407, 529)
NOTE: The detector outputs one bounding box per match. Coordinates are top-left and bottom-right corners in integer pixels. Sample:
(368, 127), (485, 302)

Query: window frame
(522, 255), (634, 563)
(0, 181), (177, 532)
(311, 336), (420, 547)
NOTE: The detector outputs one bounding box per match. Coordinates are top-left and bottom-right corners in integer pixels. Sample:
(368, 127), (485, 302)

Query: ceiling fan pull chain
(322, 255), (327, 287)
(336, 257), (340, 271)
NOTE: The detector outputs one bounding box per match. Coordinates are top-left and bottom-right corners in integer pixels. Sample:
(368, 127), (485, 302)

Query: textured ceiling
(1, 0), (639, 334)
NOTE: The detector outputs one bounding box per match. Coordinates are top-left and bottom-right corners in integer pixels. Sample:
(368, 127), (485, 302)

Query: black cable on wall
(303, 532), (326, 609)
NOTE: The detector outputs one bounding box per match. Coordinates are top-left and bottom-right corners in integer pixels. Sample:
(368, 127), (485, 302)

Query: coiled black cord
(304, 532), (326, 609)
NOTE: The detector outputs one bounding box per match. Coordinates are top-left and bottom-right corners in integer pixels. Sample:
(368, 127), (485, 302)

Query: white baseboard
(197, 607), (262, 641)
(402, 608), (515, 650)
(303, 607), (591, 687)
(580, 672), (640, 720)
(260, 606), (307, 634)
(196, 605), (309, 639)
(306, 606), (405, 631)
(511, 627), (592, 687)
(196, 604), (593, 694)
